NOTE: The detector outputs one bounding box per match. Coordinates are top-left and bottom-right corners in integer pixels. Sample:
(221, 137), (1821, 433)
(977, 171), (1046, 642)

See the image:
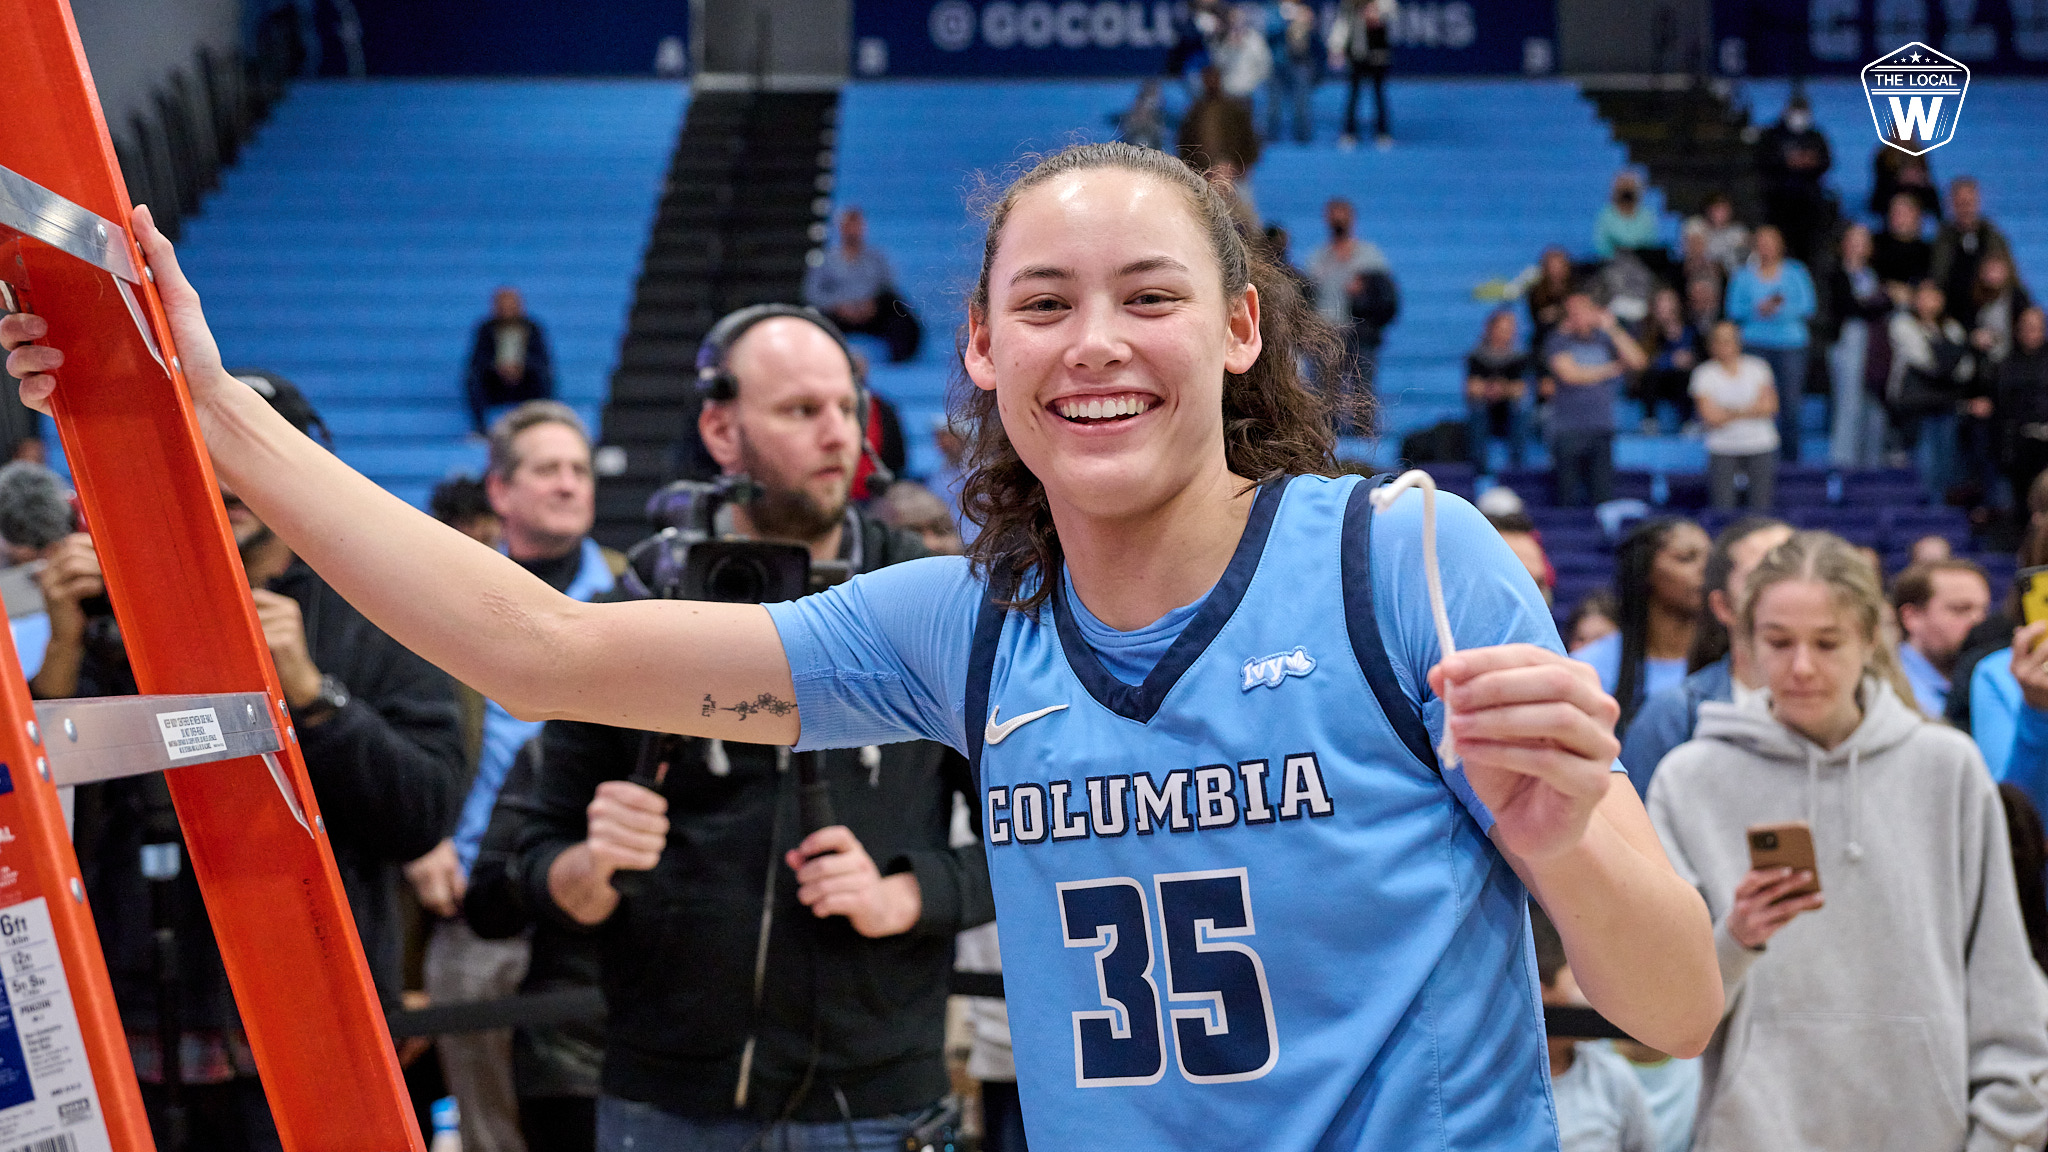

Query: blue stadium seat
(148, 80), (689, 505)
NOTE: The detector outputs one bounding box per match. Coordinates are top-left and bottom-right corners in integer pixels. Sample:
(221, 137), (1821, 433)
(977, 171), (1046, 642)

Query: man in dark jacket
(466, 287), (555, 434)
(1997, 307), (2048, 505)
(510, 307), (994, 1151)
(1755, 92), (1834, 264)
(53, 372), (463, 1151)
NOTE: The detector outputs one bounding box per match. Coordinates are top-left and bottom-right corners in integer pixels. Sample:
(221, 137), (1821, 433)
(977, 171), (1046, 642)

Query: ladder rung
(34, 691), (282, 786)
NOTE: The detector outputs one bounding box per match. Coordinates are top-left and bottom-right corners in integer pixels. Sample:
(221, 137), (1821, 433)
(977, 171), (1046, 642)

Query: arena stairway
(159, 79), (688, 510)
(589, 88), (838, 550)
(830, 78), (1664, 480)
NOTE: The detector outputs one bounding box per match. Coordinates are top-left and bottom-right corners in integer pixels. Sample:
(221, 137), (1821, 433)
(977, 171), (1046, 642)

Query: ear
(483, 471), (511, 518)
(698, 400), (744, 473)
(1709, 588), (1737, 629)
(1224, 283), (1262, 375)
(963, 305), (998, 393)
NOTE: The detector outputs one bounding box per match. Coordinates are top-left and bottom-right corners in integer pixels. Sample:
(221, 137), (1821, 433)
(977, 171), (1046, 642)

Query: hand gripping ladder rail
(0, 1), (426, 1148)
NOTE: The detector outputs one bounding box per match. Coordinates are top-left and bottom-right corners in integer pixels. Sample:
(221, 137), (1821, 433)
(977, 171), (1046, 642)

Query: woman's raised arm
(1, 205), (800, 744)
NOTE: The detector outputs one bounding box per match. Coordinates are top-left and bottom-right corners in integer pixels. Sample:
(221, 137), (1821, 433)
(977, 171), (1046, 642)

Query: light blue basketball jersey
(962, 474), (1556, 1150)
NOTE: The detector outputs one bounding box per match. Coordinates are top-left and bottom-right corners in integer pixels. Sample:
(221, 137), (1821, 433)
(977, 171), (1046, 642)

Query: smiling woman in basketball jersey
(4, 143), (1720, 1150)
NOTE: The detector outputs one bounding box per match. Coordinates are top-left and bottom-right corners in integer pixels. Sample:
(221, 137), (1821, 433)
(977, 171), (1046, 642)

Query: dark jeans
(831, 288), (922, 363)
(1960, 412), (2003, 507)
(2011, 441), (2048, 517)
(981, 1080), (1029, 1152)
(1342, 61), (1389, 139)
(524, 1095), (597, 1152)
(1907, 410), (1961, 501)
(1467, 398), (1530, 471)
(140, 1077), (282, 1152)
(1709, 450), (1777, 509)
(1752, 345), (1808, 462)
(1549, 429), (1614, 507)
(1264, 57), (1317, 143)
(1638, 367), (1695, 431)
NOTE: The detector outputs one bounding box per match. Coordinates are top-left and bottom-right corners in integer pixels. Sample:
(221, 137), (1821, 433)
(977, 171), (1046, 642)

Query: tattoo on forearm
(699, 692), (796, 721)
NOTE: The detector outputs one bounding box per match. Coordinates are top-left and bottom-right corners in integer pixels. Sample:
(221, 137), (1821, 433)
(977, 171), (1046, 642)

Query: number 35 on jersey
(1056, 867), (1278, 1088)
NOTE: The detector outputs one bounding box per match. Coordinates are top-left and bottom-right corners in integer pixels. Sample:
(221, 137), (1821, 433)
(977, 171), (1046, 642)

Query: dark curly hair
(953, 142), (1350, 609)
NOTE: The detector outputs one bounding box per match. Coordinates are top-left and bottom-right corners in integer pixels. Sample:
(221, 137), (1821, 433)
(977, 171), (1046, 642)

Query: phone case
(1747, 821), (1820, 897)
(2018, 565), (2048, 627)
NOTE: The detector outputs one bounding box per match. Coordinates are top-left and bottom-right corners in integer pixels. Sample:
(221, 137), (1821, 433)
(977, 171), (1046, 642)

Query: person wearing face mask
(1648, 531), (2048, 1152)
(1594, 172), (1659, 261)
(1753, 94), (1832, 265)
(4, 143), (1722, 1152)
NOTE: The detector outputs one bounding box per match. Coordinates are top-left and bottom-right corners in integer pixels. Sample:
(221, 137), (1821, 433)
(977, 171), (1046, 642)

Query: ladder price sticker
(0, 901), (109, 1152)
(155, 707), (227, 762)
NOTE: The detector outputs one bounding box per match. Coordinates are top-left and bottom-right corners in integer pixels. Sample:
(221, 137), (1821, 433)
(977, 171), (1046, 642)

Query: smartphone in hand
(1747, 821), (1820, 899)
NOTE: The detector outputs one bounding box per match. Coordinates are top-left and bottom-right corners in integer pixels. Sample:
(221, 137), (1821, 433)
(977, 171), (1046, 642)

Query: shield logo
(1863, 42), (1969, 156)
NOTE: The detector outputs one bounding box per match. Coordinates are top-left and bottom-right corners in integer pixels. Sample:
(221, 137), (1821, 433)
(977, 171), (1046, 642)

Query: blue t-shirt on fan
(766, 475), (1570, 1151)
(1542, 326), (1622, 434)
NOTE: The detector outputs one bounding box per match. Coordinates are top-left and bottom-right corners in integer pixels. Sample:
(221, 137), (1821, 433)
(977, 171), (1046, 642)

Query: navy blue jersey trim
(1342, 478), (1444, 778)
(1050, 477), (1291, 724)
(965, 572), (1010, 793)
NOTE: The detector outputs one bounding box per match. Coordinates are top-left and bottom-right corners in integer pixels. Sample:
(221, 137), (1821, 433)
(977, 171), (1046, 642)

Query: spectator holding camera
(1649, 531), (2048, 1152)
(57, 375), (464, 1150)
(0, 459), (87, 684)
(510, 307), (993, 1151)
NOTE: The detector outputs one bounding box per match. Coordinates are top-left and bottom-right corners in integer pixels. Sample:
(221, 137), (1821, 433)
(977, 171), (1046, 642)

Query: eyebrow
(1007, 256), (1193, 286)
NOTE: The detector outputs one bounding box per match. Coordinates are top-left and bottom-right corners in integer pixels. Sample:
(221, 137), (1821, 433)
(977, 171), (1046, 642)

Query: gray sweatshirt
(1648, 678), (2048, 1152)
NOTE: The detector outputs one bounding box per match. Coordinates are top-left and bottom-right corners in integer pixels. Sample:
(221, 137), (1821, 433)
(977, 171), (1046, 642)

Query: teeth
(1058, 396), (1150, 420)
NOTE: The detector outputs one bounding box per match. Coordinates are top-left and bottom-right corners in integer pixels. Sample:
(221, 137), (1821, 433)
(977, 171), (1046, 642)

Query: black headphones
(695, 303), (866, 409)
(693, 302), (892, 485)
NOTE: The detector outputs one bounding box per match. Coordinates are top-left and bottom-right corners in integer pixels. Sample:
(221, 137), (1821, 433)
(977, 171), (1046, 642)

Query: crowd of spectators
(1453, 93), (2048, 535)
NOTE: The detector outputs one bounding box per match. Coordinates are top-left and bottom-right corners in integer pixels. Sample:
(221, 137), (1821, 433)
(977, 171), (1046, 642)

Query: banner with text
(852, 1), (1558, 78)
(1713, 0), (2048, 75)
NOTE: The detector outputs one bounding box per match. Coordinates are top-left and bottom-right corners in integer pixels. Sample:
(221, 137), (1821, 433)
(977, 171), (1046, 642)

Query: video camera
(623, 476), (851, 604)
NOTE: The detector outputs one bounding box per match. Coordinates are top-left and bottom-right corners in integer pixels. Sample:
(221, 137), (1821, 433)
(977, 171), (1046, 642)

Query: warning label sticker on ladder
(155, 707), (227, 762)
(0, 900), (109, 1152)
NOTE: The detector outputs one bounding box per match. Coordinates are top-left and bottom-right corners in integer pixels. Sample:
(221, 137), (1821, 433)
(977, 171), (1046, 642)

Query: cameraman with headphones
(507, 306), (993, 1151)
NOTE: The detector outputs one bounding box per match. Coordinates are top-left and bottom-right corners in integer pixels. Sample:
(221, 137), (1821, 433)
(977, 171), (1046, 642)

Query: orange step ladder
(0, 0), (427, 1148)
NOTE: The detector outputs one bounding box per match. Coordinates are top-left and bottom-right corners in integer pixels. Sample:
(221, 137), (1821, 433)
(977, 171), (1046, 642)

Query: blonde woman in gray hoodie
(1649, 531), (2048, 1152)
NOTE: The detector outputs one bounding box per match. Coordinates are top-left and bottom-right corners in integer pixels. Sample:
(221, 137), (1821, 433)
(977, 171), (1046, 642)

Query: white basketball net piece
(1369, 469), (1460, 769)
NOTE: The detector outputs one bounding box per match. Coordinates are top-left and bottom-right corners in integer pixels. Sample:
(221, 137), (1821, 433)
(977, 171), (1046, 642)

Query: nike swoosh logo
(984, 704), (1067, 746)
